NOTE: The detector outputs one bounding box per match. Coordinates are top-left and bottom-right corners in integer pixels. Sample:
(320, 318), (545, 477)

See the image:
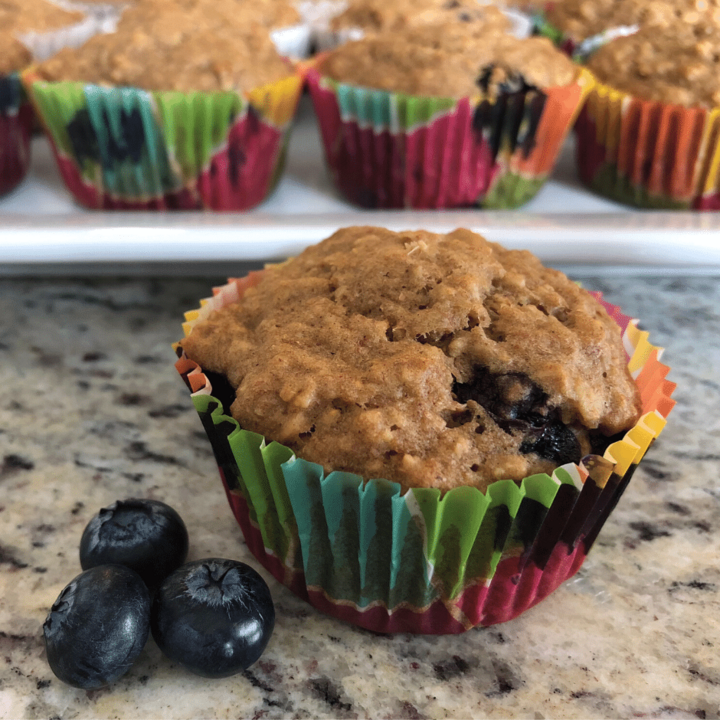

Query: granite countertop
(0, 271), (718, 720)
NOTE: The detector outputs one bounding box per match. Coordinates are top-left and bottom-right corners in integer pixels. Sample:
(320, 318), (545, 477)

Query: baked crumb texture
(181, 227), (642, 493)
(34, 0), (294, 92)
(576, 28), (720, 209)
(176, 228), (676, 633)
(544, 0), (720, 46)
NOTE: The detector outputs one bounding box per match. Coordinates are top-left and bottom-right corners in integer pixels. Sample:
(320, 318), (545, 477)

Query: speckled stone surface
(0, 271), (718, 720)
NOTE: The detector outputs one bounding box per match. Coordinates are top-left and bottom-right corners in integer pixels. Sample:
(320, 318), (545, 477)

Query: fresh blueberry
(151, 558), (275, 678)
(80, 499), (189, 592)
(43, 565), (151, 689)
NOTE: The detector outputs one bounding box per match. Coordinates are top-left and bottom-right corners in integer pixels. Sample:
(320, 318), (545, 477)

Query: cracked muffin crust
(318, 25), (578, 97)
(33, 0), (294, 92)
(546, 0), (720, 44)
(586, 24), (720, 108)
(330, 0), (511, 34)
(180, 227), (642, 493)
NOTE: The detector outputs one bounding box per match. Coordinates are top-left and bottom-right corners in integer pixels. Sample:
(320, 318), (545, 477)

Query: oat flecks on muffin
(0, 0), (83, 35)
(330, 0), (511, 34)
(181, 227), (642, 493)
(547, 0), (720, 43)
(319, 26), (578, 97)
(586, 24), (720, 108)
(0, 32), (32, 75)
(34, 0), (294, 92)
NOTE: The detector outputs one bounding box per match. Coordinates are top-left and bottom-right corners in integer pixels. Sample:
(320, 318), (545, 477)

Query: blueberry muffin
(180, 226), (642, 493)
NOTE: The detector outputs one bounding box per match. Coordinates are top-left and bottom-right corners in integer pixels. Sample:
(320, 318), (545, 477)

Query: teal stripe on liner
(83, 85), (179, 198)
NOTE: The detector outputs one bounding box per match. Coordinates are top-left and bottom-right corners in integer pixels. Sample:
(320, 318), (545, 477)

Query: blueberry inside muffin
(180, 227), (642, 493)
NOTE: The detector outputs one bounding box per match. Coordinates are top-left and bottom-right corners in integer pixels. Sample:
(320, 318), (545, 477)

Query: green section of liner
(153, 90), (243, 179)
(482, 172), (548, 209)
(326, 77), (457, 131)
(192, 389), (572, 610)
(533, 15), (565, 46)
(588, 162), (692, 210)
(28, 82), (243, 198)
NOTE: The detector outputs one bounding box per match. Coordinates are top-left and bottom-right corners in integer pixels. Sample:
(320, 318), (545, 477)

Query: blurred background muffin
(308, 21), (590, 208)
(26, 0), (303, 210)
(575, 22), (720, 208)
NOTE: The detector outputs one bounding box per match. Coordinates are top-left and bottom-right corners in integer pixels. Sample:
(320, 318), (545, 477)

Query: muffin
(306, 24), (592, 208)
(576, 24), (720, 208)
(175, 226), (676, 633)
(24, 0), (303, 210)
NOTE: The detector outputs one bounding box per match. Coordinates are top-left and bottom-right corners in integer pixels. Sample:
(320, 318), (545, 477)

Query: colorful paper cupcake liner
(174, 274), (676, 634)
(574, 79), (720, 209)
(23, 72), (303, 210)
(305, 66), (593, 209)
(0, 73), (33, 196)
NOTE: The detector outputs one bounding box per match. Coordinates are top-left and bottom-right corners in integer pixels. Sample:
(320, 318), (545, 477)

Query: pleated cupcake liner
(574, 78), (720, 209)
(22, 71), (303, 210)
(305, 66), (593, 209)
(0, 73), (34, 196)
(173, 273), (676, 634)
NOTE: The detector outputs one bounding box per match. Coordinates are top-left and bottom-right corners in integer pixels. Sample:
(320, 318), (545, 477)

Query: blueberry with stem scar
(80, 498), (189, 593)
(43, 565), (151, 689)
(151, 559), (275, 678)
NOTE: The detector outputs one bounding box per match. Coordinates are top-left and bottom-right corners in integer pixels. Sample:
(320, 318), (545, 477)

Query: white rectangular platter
(1, 96), (719, 272)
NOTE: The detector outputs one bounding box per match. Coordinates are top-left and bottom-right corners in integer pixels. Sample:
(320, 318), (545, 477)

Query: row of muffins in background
(1, 0), (719, 210)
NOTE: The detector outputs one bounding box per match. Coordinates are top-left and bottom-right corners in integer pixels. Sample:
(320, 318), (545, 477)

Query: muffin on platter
(175, 226), (676, 634)
(576, 23), (720, 208)
(306, 22), (593, 208)
(24, 0), (303, 210)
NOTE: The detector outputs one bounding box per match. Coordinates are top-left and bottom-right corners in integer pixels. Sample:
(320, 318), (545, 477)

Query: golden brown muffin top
(34, 1), (293, 92)
(319, 26), (578, 97)
(132, 0), (301, 29)
(0, 32), (32, 74)
(547, 0), (720, 43)
(587, 24), (720, 107)
(0, 0), (83, 34)
(331, 0), (511, 33)
(181, 227), (642, 494)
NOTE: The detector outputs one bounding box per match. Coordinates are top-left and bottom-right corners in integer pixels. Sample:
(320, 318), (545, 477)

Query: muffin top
(0, 32), (32, 75)
(138, 0), (302, 29)
(319, 26), (578, 97)
(180, 227), (642, 494)
(331, 0), (511, 34)
(547, 0), (720, 43)
(34, 1), (293, 92)
(586, 25), (720, 107)
(0, 0), (83, 34)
